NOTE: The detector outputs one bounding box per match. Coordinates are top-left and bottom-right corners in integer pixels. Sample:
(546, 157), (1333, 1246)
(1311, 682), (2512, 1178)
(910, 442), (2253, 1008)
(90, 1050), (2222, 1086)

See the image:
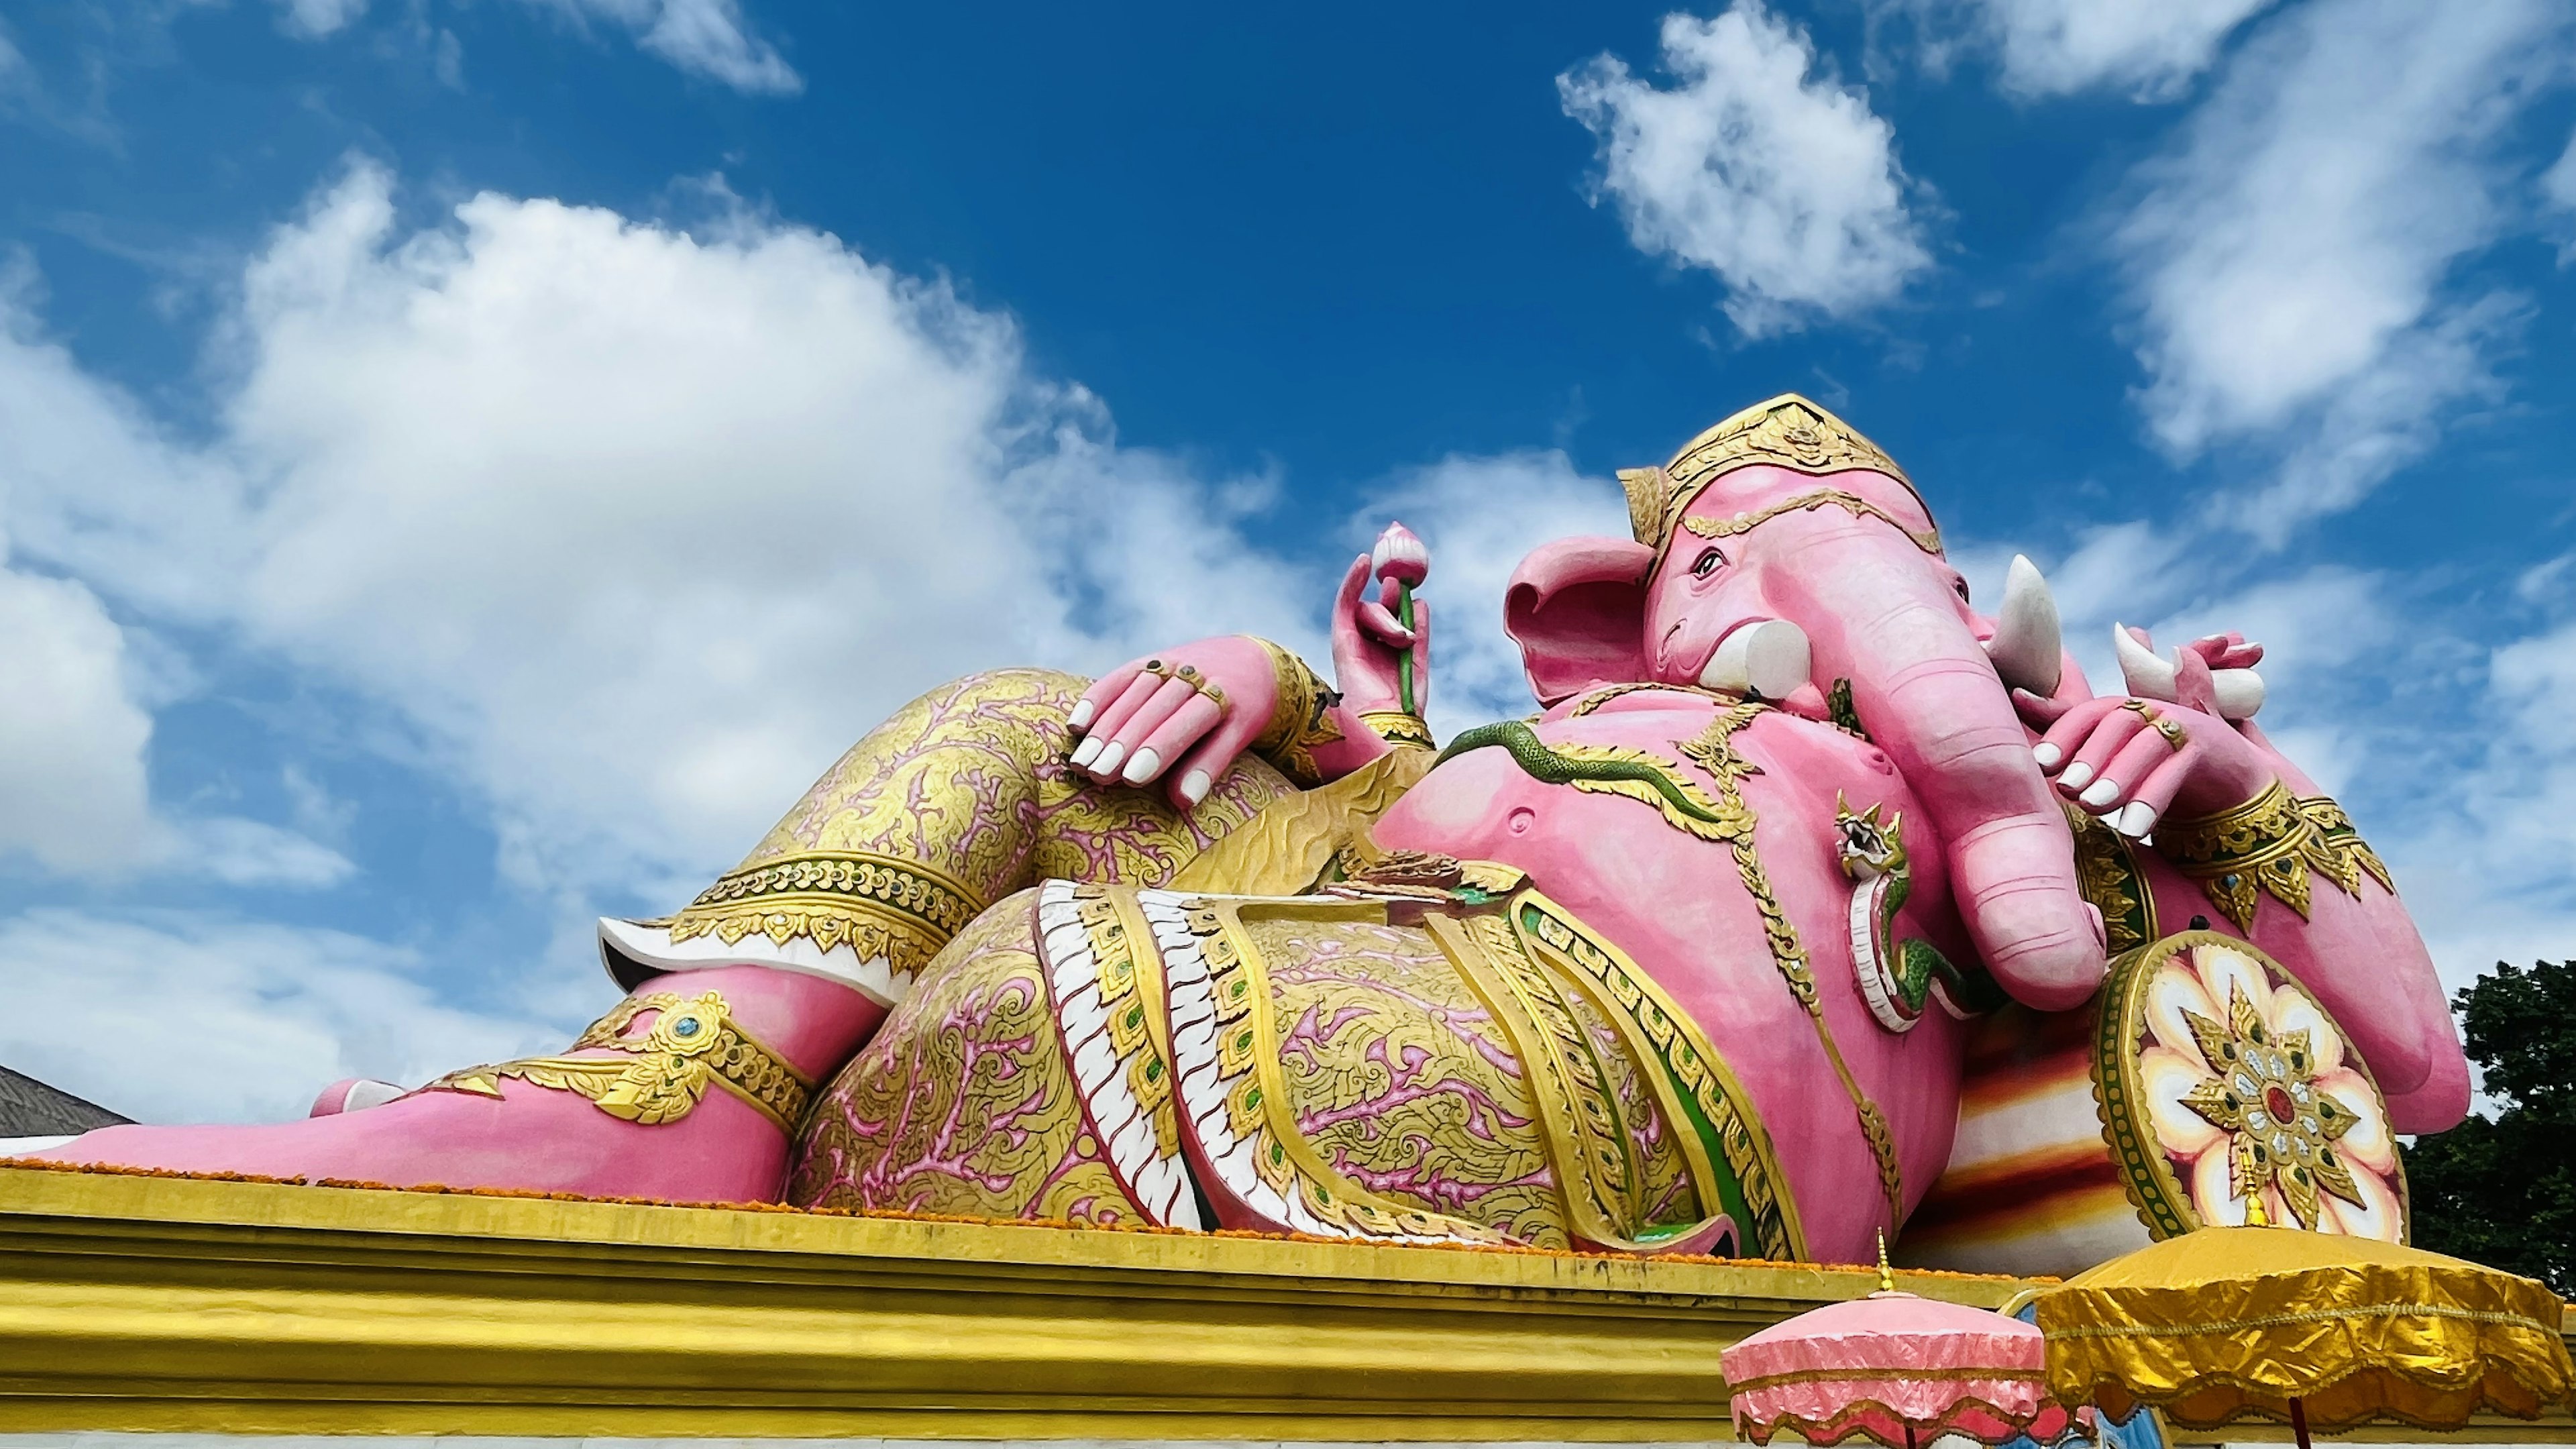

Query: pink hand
(2017, 691), (2276, 839)
(1330, 539), (1434, 717)
(1068, 637), (1281, 810)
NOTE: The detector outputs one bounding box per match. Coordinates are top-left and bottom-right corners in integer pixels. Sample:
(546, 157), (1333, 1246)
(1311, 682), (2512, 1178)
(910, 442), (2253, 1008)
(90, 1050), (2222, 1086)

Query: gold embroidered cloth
(2038, 1226), (2574, 1432)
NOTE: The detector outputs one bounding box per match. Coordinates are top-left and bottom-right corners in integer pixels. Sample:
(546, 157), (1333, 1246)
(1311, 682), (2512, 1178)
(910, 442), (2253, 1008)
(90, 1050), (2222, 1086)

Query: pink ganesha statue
(8, 395), (2468, 1275)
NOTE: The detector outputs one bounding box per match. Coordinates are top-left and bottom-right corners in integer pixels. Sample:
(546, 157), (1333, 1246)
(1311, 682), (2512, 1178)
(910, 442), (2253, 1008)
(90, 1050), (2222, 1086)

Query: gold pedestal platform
(0, 1166), (2567, 1442)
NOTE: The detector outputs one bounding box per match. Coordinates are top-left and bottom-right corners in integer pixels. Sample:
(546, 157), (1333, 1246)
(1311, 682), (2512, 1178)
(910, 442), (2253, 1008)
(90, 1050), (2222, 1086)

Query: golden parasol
(2036, 1216), (2572, 1448)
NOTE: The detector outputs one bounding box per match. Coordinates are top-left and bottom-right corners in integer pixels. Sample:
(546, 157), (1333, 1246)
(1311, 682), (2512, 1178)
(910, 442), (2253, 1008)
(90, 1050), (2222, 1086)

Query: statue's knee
(934, 667), (1091, 716)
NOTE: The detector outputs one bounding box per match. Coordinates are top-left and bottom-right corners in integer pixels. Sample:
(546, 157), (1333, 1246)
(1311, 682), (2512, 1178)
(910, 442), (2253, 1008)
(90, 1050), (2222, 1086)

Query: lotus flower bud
(1371, 521), (1430, 589)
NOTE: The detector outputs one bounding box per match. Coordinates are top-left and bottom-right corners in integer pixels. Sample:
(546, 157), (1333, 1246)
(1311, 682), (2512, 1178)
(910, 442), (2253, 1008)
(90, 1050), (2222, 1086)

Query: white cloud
(1360, 451), (1629, 733)
(2541, 128), (2576, 261)
(0, 909), (550, 1123)
(272, 0), (368, 39)
(520, 0), (800, 95)
(0, 160), (1313, 914)
(2112, 0), (2569, 545)
(1560, 3), (1933, 337)
(0, 557), (154, 873)
(174, 816), (358, 889)
(0, 547), (349, 886)
(1881, 0), (2274, 101)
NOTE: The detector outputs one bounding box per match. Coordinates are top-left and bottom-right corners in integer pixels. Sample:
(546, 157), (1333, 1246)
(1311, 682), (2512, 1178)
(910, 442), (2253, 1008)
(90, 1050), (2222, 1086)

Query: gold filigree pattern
(663, 852), (979, 977)
(786, 893), (1139, 1224)
(1564, 682), (1739, 717)
(665, 670), (1294, 980)
(1438, 912), (1654, 1250)
(2158, 782), (2390, 932)
(1680, 489), (1943, 558)
(1242, 910), (1567, 1248)
(1513, 892), (1804, 1261)
(2173, 981), (2366, 1230)
(2298, 795), (2396, 896)
(1032, 881), (1198, 1226)
(1246, 639), (1346, 788)
(1551, 959), (1703, 1230)
(427, 990), (812, 1130)
(1179, 892), (1514, 1242)
(1677, 703), (1907, 1225)
(1357, 709), (1436, 749)
(1073, 885), (1180, 1158)
(1625, 394), (1934, 553)
(2067, 800), (2160, 959)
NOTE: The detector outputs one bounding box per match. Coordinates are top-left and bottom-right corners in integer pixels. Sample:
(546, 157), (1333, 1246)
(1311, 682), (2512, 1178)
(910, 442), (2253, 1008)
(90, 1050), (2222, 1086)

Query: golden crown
(1619, 394), (1935, 552)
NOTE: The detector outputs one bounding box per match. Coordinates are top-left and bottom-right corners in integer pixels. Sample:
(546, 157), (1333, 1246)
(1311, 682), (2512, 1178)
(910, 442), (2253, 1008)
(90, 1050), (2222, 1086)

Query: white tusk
(1984, 554), (2063, 697)
(1699, 619), (1813, 701)
(2114, 623), (2179, 702)
(2211, 668), (2265, 720)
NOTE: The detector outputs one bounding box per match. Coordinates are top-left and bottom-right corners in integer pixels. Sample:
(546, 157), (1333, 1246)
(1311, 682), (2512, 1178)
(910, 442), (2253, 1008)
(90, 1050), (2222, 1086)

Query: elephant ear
(1503, 536), (1656, 706)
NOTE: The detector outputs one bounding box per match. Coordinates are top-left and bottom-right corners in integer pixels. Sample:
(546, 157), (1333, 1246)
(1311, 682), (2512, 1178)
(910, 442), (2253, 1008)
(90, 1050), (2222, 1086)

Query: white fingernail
(1092, 743), (1126, 778)
(1121, 747), (1161, 784)
(2033, 743), (2061, 769)
(1179, 769), (1212, 807)
(2080, 778), (2121, 808)
(2058, 762), (2094, 791)
(1070, 737), (1104, 768)
(2118, 802), (2157, 839)
(1067, 700), (1095, 731)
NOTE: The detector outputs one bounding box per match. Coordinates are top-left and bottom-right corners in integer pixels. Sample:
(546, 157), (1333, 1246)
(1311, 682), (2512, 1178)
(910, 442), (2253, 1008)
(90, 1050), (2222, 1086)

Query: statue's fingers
(1336, 553), (1371, 610)
(2112, 751), (2202, 840)
(1166, 700), (1269, 811)
(2031, 694), (2123, 772)
(2080, 728), (2182, 817)
(1409, 597), (1432, 714)
(1073, 669), (1169, 771)
(2014, 687), (2075, 731)
(1083, 674), (1197, 784)
(2057, 708), (2145, 796)
(1357, 598), (1414, 645)
(1330, 553), (1372, 639)
(1123, 694), (1224, 787)
(1071, 664), (1142, 737)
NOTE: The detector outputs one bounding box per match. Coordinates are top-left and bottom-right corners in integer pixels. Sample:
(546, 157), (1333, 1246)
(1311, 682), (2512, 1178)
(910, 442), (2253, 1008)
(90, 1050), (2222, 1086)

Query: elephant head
(1503, 395), (2104, 1010)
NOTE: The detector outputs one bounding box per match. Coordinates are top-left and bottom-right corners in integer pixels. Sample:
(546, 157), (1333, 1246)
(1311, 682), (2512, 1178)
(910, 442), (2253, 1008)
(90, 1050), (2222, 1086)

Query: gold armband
(1244, 637), (1345, 787)
(1358, 708), (1436, 749)
(426, 989), (814, 1131)
(2157, 781), (2391, 932)
(2296, 794), (2396, 897)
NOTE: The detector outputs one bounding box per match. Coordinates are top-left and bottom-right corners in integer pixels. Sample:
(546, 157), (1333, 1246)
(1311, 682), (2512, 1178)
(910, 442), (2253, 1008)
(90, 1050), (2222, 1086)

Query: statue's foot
(8, 965), (883, 1204)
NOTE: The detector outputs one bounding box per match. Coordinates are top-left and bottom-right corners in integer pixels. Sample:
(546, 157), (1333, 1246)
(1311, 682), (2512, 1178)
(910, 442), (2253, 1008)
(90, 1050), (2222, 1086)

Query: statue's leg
(785, 887), (1151, 1224)
(603, 667), (1299, 1000)
(10, 965), (881, 1202)
(7, 670), (1295, 1202)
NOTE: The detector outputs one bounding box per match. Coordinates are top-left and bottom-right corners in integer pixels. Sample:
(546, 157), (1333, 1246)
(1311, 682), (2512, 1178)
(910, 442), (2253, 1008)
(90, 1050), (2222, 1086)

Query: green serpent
(1446, 719), (2004, 1021)
(1437, 720), (1734, 830)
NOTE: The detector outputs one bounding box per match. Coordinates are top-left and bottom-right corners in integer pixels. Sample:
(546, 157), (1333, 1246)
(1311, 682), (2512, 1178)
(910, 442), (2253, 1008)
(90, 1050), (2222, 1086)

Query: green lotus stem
(1396, 582), (1417, 716)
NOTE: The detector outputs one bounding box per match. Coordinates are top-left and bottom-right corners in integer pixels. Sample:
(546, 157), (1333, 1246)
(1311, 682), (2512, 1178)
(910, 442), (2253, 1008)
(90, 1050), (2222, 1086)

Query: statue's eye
(1953, 576), (1971, 602)
(1690, 547), (1725, 578)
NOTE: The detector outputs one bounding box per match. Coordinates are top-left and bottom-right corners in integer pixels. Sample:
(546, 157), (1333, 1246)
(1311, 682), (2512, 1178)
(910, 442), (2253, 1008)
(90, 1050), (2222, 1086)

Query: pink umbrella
(1723, 1242), (2089, 1449)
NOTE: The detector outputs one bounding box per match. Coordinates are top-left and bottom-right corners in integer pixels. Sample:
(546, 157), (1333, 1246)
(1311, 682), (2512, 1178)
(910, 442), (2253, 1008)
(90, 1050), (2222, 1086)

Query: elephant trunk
(1770, 509), (2106, 1011)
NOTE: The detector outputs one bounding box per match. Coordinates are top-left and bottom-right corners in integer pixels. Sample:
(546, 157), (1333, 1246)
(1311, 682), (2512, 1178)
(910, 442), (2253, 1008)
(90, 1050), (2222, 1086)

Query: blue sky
(2, 0), (2572, 1124)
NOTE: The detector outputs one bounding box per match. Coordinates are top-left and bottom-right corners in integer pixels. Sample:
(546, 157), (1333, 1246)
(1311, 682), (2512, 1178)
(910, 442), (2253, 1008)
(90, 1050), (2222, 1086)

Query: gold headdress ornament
(1619, 394), (1941, 557)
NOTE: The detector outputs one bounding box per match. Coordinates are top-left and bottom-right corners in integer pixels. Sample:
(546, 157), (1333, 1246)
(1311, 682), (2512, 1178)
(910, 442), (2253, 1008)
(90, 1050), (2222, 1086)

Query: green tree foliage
(2402, 960), (2576, 1294)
